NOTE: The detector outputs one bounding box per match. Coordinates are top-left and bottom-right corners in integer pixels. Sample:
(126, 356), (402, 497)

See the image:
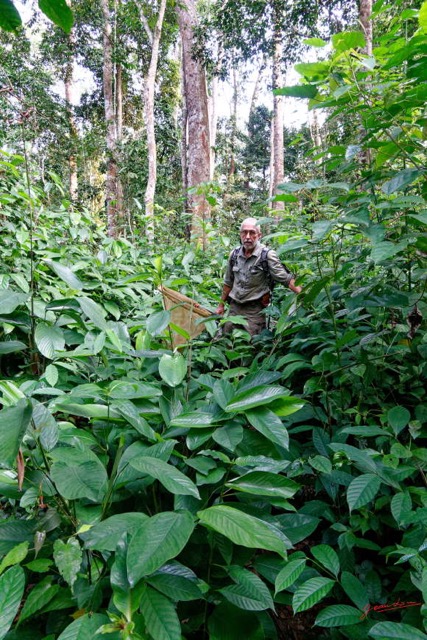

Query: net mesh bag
(159, 286), (212, 347)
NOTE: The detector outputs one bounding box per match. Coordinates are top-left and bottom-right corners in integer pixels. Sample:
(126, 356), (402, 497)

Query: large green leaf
(197, 505), (289, 556)
(159, 353), (187, 387)
(80, 513), (149, 551)
(0, 541), (29, 575)
(226, 471), (299, 499)
(225, 386), (293, 412)
(107, 380), (162, 399)
(0, 290), (27, 314)
(113, 400), (156, 440)
(170, 411), (218, 428)
(275, 513), (320, 545)
(220, 566), (274, 611)
(387, 406), (410, 435)
(340, 572), (369, 611)
(0, 399), (32, 468)
(140, 584), (181, 640)
(382, 169), (423, 194)
(50, 448), (108, 501)
(0, 520), (35, 555)
(44, 259), (83, 289)
(147, 572), (204, 602)
(292, 577), (335, 614)
(53, 538), (82, 588)
(0, 0), (22, 31)
(34, 323), (65, 359)
(53, 401), (122, 420)
(57, 614), (111, 640)
(274, 84), (318, 98)
(315, 604), (363, 627)
(347, 474), (381, 512)
(147, 310), (171, 336)
(19, 578), (59, 623)
(275, 558), (306, 593)
(38, 0), (73, 32)
(127, 511), (195, 586)
(0, 566), (25, 640)
(246, 407), (289, 448)
(78, 296), (108, 330)
(0, 340), (27, 354)
(311, 545), (340, 578)
(332, 31), (366, 52)
(129, 456), (200, 498)
(32, 402), (58, 452)
(368, 621), (427, 639)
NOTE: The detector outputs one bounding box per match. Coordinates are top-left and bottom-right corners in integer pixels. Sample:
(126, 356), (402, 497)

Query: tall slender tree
(176, 0), (211, 247)
(101, 0), (120, 237)
(139, 0), (168, 242)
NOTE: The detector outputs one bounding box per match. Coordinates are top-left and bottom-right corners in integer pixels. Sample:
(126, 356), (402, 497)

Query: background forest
(0, 0), (426, 639)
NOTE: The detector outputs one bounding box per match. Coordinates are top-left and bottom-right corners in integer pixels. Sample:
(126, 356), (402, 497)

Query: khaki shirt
(224, 243), (293, 303)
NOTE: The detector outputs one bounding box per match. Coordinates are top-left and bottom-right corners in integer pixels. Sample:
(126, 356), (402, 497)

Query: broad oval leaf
(347, 474), (381, 512)
(38, 0), (74, 33)
(275, 558), (306, 593)
(220, 566), (274, 611)
(0, 399), (32, 468)
(44, 259), (83, 289)
(53, 538), (82, 588)
(197, 505), (289, 556)
(387, 406), (410, 435)
(292, 577), (335, 614)
(78, 296), (108, 330)
(80, 513), (149, 551)
(129, 456), (200, 499)
(0, 340), (27, 354)
(50, 448), (108, 502)
(147, 310), (171, 336)
(246, 407), (289, 448)
(226, 471), (299, 500)
(19, 578), (59, 623)
(57, 613), (110, 640)
(140, 584), (181, 640)
(0, 565), (25, 640)
(311, 545), (340, 578)
(225, 385), (292, 412)
(368, 621), (427, 640)
(340, 571), (369, 610)
(0, 290), (27, 314)
(382, 168), (423, 195)
(315, 604), (363, 627)
(127, 511), (195, 586)
(35, 323), (65, 359)
(0, 0), (22, 31)
(170, 411), (218, 429)
(159, 353), (187, 387)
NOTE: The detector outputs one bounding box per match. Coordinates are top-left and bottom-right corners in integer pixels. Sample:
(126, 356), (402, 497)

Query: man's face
(240, 223), (261, 252)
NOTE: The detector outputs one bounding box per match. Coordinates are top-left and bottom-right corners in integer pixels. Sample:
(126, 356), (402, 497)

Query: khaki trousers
(223, 298), (266, 336)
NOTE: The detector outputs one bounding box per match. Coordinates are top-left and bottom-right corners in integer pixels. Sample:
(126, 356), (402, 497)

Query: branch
(138, 1), (153, 46)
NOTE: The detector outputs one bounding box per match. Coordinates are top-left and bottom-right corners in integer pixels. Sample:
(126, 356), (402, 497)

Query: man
(215, 218), (302, 336)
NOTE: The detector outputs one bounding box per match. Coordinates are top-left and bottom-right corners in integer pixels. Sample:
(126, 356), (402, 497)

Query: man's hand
(289, 279), (302, 295)
(215, 302), (225, 315)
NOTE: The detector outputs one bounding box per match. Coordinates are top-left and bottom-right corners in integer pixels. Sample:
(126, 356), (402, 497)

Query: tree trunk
(228, 64), (238, 179)
(359, 0), (373, 165)
(360, 0), (373, 55)
(142, 0), (167, 243)
(176, 0), (211, 248)
(65, 0), (78, 202)
(271, 27), (284, 212)
(101, 0), (119, 237)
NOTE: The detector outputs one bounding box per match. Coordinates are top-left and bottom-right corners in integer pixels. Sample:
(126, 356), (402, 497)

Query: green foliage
(0, 4), (426, 639)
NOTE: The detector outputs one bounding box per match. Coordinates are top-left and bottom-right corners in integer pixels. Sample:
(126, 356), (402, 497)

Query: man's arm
(216, 284), (232, 315)
(267, 250), (302, 294)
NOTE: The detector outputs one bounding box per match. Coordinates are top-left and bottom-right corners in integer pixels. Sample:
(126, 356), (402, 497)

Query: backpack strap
(230, 247), (240, 268)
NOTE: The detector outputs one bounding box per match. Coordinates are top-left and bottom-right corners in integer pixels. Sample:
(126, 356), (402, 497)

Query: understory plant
(1, 3), (427, 640)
